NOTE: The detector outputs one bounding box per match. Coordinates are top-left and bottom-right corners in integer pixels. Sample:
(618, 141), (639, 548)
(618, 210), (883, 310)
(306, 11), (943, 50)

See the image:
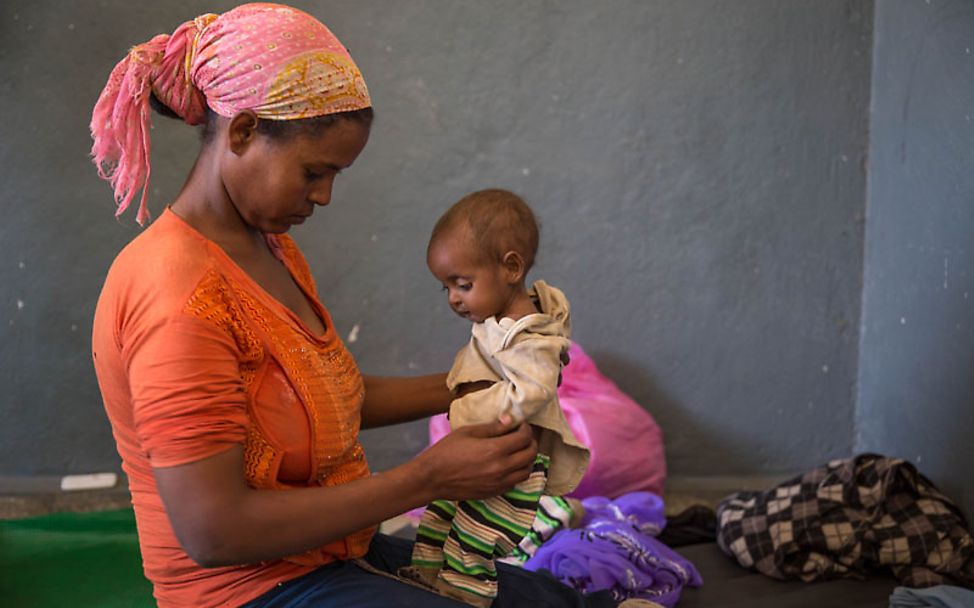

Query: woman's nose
(309, 182), (334, 207)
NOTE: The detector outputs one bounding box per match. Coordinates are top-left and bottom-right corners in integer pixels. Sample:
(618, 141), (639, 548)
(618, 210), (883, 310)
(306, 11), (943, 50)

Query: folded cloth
(524, 492), (702, 607)
(657, 505), (717, 548)
(889, 584), (974, 607)
(717, 454), (974, 588)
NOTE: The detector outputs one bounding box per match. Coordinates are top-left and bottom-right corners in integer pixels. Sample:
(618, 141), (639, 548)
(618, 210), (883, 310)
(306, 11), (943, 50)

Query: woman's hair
(430, 189), (540, 272)
(149, 93), (374, 143)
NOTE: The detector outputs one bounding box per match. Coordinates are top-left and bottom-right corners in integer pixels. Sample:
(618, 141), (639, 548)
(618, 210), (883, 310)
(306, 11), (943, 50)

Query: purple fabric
(579, 492), (667, 536)
(524, 492), (702, 606)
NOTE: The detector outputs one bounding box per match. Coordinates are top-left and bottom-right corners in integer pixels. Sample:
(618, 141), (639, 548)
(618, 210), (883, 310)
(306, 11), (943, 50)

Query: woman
(89, 4), (612, 607)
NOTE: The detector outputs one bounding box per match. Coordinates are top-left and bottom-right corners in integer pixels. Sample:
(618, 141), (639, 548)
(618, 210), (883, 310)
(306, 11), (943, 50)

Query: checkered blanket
(716, 454), (974, 587)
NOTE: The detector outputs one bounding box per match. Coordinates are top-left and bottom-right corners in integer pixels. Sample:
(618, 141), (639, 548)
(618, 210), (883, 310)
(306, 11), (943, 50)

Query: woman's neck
(169, 148), (266, 257)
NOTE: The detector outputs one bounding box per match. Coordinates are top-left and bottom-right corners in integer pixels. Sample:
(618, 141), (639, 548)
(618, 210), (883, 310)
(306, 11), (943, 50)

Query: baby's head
(427, 189), (539, 323)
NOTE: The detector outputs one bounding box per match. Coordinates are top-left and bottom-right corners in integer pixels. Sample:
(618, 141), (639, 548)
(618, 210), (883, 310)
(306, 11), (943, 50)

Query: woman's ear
(227, 110), (259, 155)
(501, 251), (526, 283)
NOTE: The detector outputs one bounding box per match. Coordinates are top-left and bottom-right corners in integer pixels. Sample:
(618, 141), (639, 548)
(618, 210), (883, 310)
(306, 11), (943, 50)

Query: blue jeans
(242, 533), (614, 608)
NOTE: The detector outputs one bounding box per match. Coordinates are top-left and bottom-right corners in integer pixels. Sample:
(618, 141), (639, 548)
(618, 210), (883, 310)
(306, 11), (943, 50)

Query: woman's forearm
(155, 419), (538, 568)
(155, 446), (433, 567)
(359, 373), (452, 428)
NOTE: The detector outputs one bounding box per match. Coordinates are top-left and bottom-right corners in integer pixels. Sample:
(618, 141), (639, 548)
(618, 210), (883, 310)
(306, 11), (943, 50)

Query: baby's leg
(400, 499), (457, 586)
(503, 494), (582, 564)
(436, 453), (551, 607)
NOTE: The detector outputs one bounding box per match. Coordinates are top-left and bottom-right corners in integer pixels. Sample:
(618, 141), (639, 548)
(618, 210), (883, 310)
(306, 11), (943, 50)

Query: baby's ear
(501, 250), (526, 283)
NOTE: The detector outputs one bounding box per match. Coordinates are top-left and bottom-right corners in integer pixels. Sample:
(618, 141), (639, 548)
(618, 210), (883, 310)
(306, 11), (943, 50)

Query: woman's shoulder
(100, 211), (226, 316)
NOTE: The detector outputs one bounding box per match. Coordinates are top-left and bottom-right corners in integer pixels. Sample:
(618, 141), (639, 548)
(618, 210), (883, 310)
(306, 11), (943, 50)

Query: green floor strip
(1, 508), (154, 608)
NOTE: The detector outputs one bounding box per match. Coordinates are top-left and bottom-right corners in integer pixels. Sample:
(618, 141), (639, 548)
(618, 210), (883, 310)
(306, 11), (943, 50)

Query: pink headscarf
(90, 3), (371, 225)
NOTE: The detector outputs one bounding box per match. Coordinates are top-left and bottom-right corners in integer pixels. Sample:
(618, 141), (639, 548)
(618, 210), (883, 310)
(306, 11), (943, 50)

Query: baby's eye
(457, 283), (472, 291)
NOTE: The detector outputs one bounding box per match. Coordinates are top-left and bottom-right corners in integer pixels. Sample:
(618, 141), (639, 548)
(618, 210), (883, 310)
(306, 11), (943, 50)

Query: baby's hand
(498, 407), (523, 428)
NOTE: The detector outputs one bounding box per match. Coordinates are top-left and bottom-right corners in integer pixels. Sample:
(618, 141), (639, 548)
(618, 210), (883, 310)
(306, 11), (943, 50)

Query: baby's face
(427, 233), (512, 323)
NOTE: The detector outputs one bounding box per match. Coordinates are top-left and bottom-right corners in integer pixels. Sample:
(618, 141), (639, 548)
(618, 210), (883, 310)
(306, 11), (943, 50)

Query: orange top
(92, 208), (375, 608)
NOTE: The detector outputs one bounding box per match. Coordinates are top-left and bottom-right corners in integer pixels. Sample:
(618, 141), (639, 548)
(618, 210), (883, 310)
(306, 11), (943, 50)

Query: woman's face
(224, 117), (370, 234)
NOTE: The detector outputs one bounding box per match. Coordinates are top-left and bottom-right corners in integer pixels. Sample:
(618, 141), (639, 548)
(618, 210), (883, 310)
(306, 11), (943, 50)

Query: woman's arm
(360, 374), (499, 428)
(154, 418), (537, 568)
(359, 373), (453, 428)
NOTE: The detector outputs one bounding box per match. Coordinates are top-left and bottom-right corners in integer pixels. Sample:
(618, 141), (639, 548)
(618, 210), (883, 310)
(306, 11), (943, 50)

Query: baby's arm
(447, 333), (568, 428)
(492, 334), (569, 424)
(455, 380), (494, 398)
(447, 380), (495, 422)
(449, 382), (510, 427)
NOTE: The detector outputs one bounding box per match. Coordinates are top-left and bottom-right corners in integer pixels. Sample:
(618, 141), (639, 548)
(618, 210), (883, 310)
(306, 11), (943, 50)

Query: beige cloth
(446, 280), (590, 495)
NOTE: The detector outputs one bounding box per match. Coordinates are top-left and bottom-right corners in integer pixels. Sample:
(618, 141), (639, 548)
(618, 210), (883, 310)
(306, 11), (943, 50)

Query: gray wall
(856, 0), (974, 519)
(1, 2), (873, 481)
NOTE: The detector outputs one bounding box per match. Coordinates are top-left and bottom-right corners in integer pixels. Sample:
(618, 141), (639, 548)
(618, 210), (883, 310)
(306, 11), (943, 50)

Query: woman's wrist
(398, 449), (437, 505)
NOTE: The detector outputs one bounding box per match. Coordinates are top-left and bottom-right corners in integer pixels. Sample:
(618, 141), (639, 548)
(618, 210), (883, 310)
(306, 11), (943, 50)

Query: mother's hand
(415, 419), (537, 501)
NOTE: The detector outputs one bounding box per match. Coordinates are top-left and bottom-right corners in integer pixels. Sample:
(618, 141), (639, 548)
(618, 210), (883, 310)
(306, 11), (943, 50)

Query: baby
(403, 189), (590, 607)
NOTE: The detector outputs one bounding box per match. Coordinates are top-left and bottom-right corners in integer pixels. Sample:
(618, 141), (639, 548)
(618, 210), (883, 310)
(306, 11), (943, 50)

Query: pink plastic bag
(427, 342), (666, 498)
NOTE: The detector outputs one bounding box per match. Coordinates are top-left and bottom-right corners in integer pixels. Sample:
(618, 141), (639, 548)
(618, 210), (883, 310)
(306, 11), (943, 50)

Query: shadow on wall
(588, 350), (758, 476)
(933, 260), (974, 516)
(941, 379), (974, 519)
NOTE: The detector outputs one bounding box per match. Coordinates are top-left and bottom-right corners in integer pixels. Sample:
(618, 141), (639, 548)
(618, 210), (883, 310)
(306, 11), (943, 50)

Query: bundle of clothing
(520, 492), (703, 607)
(716, 454), (974, 588)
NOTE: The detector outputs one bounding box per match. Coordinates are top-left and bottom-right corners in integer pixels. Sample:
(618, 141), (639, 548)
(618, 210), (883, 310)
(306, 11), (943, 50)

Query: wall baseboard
(663, 473), (796, 514)
(0, 474), (131, 519)
(0, 473), (127, 494)
(0, 475), (65, 494)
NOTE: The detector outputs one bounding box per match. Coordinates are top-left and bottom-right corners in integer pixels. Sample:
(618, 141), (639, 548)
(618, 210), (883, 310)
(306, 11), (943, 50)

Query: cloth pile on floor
(523, 492), (703, 607)
(657, 505), (717, 548)
(716, 454), (974, 588)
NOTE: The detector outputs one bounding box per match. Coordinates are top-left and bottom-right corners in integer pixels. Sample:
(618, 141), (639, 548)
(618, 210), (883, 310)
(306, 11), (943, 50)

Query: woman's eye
(306, 167), (338, 180)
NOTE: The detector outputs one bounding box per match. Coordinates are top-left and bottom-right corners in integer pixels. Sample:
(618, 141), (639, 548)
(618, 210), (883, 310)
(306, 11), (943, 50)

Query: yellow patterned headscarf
(90, 3), (371, 225)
